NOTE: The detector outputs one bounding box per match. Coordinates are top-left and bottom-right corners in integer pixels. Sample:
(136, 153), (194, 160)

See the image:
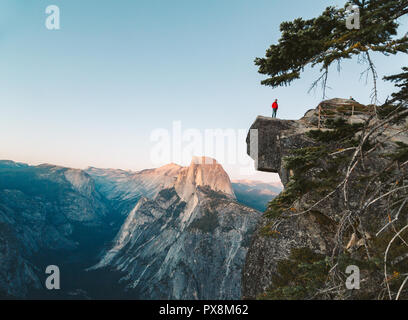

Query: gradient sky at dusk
(1, 0), (407, 182)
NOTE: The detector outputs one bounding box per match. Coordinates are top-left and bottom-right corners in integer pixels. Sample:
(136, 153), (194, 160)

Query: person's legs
(272, 109), (276, 118)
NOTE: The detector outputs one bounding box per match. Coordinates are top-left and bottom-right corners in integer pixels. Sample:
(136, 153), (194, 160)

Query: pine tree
(255, 0), (408, 102)
(384, 67), (408, 104)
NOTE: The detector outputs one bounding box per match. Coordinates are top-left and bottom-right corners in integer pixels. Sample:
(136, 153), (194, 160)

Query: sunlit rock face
(86, 163), (183, 202)
(175, 156), (236, 201)
(90, 157), (260, 299)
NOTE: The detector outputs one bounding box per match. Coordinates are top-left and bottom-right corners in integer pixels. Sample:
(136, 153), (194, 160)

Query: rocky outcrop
(243, 99), (408, 300)
(90, 157), (261, 299)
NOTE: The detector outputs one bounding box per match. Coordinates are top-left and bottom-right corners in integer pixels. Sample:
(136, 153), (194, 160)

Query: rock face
(175, 156), (236, 201)
(90, 157), (261, 299)
(243, 99), (408, 300)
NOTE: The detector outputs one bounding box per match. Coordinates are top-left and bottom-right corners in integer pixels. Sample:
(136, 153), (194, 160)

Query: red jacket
(272, 102), (278, 109)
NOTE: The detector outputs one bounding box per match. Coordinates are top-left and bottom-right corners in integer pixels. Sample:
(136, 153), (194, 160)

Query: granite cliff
(90, 157), (261, 299)
(243, 99), (408, 300)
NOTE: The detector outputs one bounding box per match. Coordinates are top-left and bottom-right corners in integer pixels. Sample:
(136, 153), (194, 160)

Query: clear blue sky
(0, 0), (407, 182)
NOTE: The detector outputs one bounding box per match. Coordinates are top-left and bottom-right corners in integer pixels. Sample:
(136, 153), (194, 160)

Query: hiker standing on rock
(272, 99), (278, 118)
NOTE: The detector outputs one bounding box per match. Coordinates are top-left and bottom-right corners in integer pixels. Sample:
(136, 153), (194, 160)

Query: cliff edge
(243, 99), (408, 300)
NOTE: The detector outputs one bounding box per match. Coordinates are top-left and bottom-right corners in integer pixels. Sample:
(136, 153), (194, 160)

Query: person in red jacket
(272, 99), (278, 118)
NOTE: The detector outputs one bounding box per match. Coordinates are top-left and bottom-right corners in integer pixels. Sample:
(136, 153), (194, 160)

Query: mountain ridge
(0, 157), (265, 299)
(88, 156), (261, 299)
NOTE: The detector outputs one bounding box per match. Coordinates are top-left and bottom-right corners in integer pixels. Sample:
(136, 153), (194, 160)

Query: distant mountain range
(0, 161), (114, 298)
(0, 158), (280, 299)
(84, 163), (282, 213)
(232, 180), (282, 212)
